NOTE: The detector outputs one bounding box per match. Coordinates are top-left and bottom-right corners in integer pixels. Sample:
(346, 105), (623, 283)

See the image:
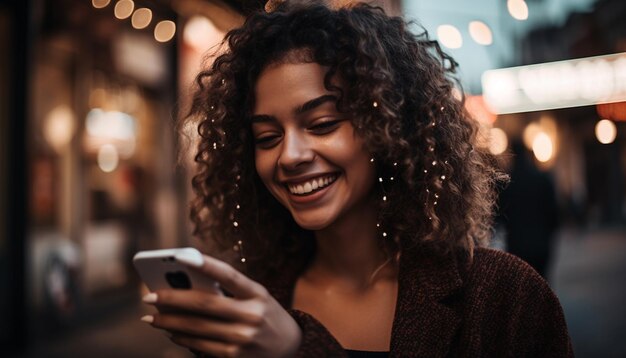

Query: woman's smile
(285, 173), (338, 195)
(283, 172), (340, 206)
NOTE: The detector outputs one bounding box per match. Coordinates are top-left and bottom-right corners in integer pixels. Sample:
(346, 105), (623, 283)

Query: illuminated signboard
(482, 52), (626, 114)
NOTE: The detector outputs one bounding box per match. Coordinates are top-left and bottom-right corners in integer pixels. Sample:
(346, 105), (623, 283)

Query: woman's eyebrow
(250, 94), (337, 123)
(295, 94), (337, 115)
(250, 114), (274, 123)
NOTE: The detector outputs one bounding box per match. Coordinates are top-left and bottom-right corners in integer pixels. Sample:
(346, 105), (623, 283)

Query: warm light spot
(523, 122), (541, 150)
(532, 132), (553, 162)
(154, 20), (176, 42)
(92, 0), (111, 9)
(184, 16), (217, 51)
(437, 24), (463, 49)
(114, 0), (134, 20)
(131, 8), (152, 29)
(44, 105), (76, 151)
(507, 0), (529, 20)
(489, 128), (508, 155)
(98, 144), (119, 172)
(595, 119), (617, 144)
(465, 95), (497, 124)
(469, 21), (493, 46)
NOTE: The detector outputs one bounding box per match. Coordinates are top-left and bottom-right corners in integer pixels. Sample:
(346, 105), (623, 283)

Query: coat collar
(389, 247), (464, 357)
(266, 246), (465, 357)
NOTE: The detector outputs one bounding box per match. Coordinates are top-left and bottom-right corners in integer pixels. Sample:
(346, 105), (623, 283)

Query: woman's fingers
(175, 253), (267, 299)
(169, 333), (242, 358)
(150, 312), (258, 345)
(147, 290), (265, 324)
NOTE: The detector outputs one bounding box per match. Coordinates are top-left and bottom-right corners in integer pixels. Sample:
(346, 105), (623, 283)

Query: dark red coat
(265, 247), (574, 357)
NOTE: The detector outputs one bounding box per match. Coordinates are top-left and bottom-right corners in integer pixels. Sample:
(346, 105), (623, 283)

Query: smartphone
(133, 247), (222, 295)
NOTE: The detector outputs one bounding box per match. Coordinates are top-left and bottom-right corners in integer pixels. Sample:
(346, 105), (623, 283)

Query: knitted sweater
(264, 247), (574, 357)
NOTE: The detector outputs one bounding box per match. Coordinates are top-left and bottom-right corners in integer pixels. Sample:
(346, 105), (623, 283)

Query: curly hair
(183, 1), (504, 278)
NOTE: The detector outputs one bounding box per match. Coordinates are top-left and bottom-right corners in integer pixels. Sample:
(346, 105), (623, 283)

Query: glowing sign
(482, 52), (626, 114)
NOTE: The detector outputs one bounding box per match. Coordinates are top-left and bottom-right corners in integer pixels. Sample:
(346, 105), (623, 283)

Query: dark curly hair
(183, 1), (504, 279)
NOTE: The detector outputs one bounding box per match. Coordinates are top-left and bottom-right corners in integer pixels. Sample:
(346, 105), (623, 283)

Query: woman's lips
(285, 174), (339, 204)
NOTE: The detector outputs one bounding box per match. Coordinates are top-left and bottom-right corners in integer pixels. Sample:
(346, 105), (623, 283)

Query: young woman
(140, 1), (573, 357)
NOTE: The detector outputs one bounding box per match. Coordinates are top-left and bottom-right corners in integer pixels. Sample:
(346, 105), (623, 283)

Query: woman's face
(251, 61), (376, 230)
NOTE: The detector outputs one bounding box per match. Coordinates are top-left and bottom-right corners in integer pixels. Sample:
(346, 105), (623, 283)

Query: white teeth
(287, 174), (337, 195)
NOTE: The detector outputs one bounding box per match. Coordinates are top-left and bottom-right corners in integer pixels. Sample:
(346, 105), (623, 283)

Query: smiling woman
(140, 1), (574, 357)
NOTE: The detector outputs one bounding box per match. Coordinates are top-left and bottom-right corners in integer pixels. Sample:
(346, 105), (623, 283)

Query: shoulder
(460, 247), (559, 311)
(466, 247), (543, 285)
(457, 248), (573, 356)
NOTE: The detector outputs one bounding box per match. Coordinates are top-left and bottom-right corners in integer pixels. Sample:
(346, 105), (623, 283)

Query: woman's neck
(308, 196), (396, 290)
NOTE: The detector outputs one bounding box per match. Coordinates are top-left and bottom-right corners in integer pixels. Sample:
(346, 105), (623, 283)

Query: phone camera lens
(165, 271), (192, 289)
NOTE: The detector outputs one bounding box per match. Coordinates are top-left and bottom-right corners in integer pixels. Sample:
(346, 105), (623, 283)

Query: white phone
(133, 247), (222, 294)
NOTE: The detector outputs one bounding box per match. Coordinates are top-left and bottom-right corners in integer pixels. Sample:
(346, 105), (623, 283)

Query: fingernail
(142, 293), (158, 304)
(140, 315), (154, 323)
(175, 250), (204, 268)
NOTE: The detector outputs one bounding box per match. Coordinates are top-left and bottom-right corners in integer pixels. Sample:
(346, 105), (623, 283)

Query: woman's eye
(309, 120), (341, 134)
(254, 134), (281, 148)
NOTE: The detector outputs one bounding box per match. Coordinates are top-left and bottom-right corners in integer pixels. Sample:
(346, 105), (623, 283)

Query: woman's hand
(140, 254), (301, 358)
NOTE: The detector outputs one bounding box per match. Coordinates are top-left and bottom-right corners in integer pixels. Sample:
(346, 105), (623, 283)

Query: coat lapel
(390, 249), (463, 357)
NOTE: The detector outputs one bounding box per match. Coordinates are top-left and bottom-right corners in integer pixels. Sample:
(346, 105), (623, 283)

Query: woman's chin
(291, 215), (332, 231)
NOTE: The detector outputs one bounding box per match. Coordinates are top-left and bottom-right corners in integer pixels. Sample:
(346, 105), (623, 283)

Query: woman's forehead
(253, 62), (334, 115)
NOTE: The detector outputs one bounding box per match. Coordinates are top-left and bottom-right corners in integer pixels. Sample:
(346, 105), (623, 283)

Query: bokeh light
(114, 0), (134, 20)
(523, 122), (541, 150)
(43, 105), (76, 151)
(92, 0), (111, 9)
(131, 8), (152, 30)
(532, 132), (553, 162)
(97, 144), (120, 173)
(507, 0), (529, 20)
(595, 119), (617, 144)
(469, 21), (493, 45)
(184, 16), (217, 52)
(154, 20), (176, 42)
(437, 24), (463, 49)
(489, 127), (508, 155)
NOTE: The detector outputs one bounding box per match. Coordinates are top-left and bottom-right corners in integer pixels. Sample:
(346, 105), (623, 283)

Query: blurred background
(1, 0), (625, 357)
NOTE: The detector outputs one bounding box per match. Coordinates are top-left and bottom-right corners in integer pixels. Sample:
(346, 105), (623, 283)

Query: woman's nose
(278, 130), (315, 170)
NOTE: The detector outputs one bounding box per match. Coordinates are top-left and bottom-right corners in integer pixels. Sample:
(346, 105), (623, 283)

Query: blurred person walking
(499, 141), (559, 279)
